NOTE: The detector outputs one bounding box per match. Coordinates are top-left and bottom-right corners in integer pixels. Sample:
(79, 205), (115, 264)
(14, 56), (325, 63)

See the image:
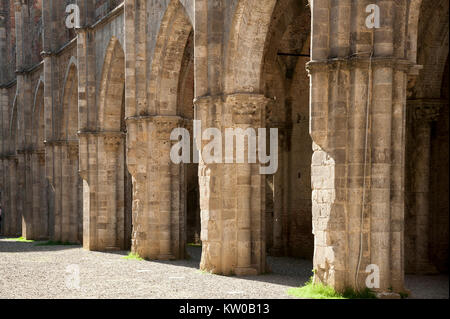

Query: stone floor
(0, 238), (448, 299)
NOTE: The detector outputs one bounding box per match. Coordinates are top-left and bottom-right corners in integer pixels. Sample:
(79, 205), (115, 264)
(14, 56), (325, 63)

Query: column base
(375, 292), (402, 299)
(234, 267), (258, 276)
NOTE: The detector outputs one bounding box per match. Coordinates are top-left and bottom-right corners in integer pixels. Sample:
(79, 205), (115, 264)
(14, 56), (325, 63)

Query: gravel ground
(0, 237), (447, 299)
(405, 274), (449, 299)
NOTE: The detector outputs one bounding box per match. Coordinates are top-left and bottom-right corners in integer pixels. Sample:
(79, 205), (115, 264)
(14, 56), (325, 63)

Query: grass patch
(287, 277), (377, 299)
(5, 237), (34, 243)
(399, 291), (409, 299)
(122, 252), (144, 261)
(34, 240), (79, 246)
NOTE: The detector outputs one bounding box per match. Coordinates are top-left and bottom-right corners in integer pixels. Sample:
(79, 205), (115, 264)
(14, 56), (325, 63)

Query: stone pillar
(16, 149), (25, 238)
(409, 100), (442, 274)
(307, 0), (420, 294)
(126, 115), (186, 260)
(196, 93), (268, 276)
(308, 57), (414, 293)
(80, 132), (127, 251)
(52, 143), (62, 241)
(22, 149), (47, 240)
(103, 135), (122, 250)
(35, 151), (48, 239)
(46, 141), (81, 243)
(68, 143), (81, 243)
(5, 155), (20, 236)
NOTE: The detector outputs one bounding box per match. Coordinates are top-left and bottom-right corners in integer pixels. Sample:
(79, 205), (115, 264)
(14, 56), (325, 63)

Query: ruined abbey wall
(0, 0), (448, 295)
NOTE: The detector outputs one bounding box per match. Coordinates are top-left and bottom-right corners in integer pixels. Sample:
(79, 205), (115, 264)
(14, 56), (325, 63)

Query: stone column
(16, 150), (25, 238)
(7, 155), (20, 236)
(80, 132), (126, 251)
(308, 57), (414, 293)
(52, 143), (62, 241)
(24, 150), (48, 240)
(103, 134), (123, 250)
(196, 93), (268, 276)
(126, 115), (186, 260)
(307, 0), (421, 294)
(46, 141), (81, 243)
(67, 142), (81, 243)
(410, 100), (442, 274)
(37, 151), (48, 239)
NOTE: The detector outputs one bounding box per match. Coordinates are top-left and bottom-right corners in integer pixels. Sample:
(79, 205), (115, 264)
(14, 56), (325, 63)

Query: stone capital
(225, 93), (269, 126)
(194, 93), (270, 127)
(103, 135), (123, 152)
(409, 99), (446, 123)
(306, 57), (418, 74)
(152, 115), (184, 137)
(68, 144), (79, 160)
(193, 95), (223, 127)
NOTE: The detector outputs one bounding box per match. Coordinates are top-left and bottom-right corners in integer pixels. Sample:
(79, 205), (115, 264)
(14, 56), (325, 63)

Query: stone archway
(48, 60), (82, 243)
(177, 31), (200, 247)
(127, 0), (195, 260)
(196, 0), (312, 276)
(405, 0), (449, 275)
(81, 37), (131, 251)
(260, 0), (312, 259)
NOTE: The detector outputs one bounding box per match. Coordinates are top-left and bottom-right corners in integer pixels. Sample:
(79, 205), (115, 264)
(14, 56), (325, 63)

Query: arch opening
(405, 0), (449, 278)
(51, 62), (82, 243)
(260, 0), (313, 260)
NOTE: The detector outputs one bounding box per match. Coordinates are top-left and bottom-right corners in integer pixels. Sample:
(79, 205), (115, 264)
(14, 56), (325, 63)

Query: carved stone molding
(225, 93), (269, 126)
(68, 144), (79, 160)
(44, 139), (78, 146)
(306, 57), (421, 74)
(152, 116), (184, 137)
(409, 99), (447, 123)
(193, 95), (223, 128)
(103, 135), (123, 152)
(17, 148), (34, 155)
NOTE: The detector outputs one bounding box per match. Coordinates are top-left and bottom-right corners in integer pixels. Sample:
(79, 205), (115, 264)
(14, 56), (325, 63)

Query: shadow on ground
(148, 246), (313, 288)
(0, 237), (82, 253)
(1, 237), (448, 298)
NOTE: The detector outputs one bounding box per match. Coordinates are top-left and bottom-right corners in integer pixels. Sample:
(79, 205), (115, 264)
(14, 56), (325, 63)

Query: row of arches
(0, 0), (448, 293)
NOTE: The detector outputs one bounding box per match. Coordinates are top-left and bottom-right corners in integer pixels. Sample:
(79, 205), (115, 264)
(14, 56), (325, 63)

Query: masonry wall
(0, 0), (448, 296)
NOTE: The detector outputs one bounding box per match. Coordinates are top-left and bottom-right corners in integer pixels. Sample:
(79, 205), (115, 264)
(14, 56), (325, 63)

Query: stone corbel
(409, 99), (445, 124)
